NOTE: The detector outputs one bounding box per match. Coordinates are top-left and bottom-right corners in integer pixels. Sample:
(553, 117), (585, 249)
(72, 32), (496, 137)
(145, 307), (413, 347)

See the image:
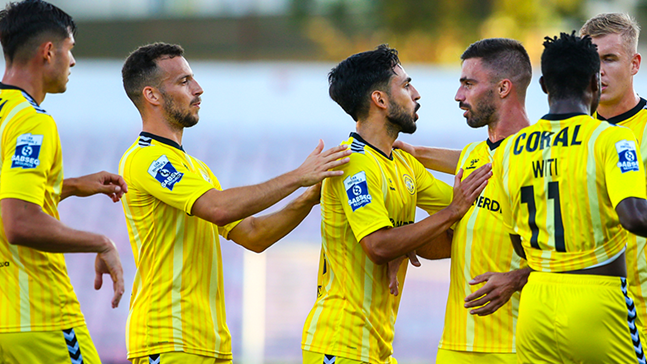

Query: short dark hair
(461, 38), (532, 97)
(328, 44), (400, 121)
(122, 42), (185, 108)
(541, 32), (600, 100)
(0, 0), (76, 64)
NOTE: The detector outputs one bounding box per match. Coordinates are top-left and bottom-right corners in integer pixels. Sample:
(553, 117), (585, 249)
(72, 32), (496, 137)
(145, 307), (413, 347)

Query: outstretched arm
(61, 171), (128, 202)
(1, 198), (125, 308)
(227, 183), (322, 253)
(192, 140), (350, 226)
(394, 140), (461, 175)
(360, 164), (491, 265)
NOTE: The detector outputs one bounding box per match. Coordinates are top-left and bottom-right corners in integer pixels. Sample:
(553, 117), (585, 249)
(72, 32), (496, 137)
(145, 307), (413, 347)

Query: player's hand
(295, 140), (351, 187)
(448, 165), (491, 218)
(68, 171), (128, 202)
(393, 140), (415, 156)
(464, 268), (529, 316)
(300, 182), (322, 206)
(94, 239), (125, 309)
(388, 251), (421, 296)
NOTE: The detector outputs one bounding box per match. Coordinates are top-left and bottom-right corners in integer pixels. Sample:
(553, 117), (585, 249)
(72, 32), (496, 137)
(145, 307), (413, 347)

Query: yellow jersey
(302, 132), (453, 363)
(0, 84), (84, 333)
(596, 98), (647, 330)
(439, 139), (525, 353)
(119, 132), (240, 359)
(493, 113), (646, 272)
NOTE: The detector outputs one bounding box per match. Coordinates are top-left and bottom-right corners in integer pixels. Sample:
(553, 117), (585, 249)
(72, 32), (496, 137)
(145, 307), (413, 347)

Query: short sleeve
(330, 153), (393, 242)
(0, 113), (58, 207)
(492, 146), (515, 234)
(129, 150), (215, 215)
(412, 157), (453, 215)
(600, 127), (647, 208)
(203, 165), (242, 239)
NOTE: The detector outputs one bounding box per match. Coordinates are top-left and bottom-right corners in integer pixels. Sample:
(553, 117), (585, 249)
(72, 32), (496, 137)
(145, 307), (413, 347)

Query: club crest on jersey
(148, 155), (183, 191)
(345, 171), (371, 211)
(403, 174), (415, 194)
(11, 133), (43, 169)
(616, 140), (640, 173)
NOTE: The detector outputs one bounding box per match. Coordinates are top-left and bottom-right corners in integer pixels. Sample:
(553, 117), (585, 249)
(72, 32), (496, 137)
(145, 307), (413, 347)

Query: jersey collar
(486, 138), (504, 151)
(596, 97), (647, 125)
(350, 132), (393, 160)
(541, 112), (587, 121)
(0, 82), (39, 105)
(139, 131), (185, 152)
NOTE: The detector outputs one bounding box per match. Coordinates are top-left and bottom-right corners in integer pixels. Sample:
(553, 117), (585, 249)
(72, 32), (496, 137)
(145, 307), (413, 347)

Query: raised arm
(360, 164), (491, 265)
(192, 140), (350, 226)
(1, 198), (125, 308)
(394, 140), (461, 174)
(227, 183), (322, 253)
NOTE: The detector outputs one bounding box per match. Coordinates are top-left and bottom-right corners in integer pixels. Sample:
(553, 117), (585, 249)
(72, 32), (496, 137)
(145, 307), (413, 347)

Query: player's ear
(370, 90), (388, 111)
(38, 41), (55, 63)
(631, 52), (641, 76)
(142, 86), (162, 106)
(539, 76), (548, 95)
(590, 72), (600, 93)
(498, 79), (512, 98)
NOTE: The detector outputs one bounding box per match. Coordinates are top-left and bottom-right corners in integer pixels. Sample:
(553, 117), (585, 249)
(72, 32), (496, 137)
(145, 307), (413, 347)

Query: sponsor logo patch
(11, 133), (43, 169)
(148, 155), (184, 191)
(616, 140), (640, 173)
(344, 171), (371, 211)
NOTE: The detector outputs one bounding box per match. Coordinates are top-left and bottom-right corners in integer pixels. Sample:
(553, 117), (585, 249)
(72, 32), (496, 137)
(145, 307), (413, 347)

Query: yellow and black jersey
(493, 113), (646, 272)
(302, 132), (453, 363)
(439, 139), (525, 353)
(0, 83), (84, 333)
(119, 132), (240, 360)
(597, 98), (647, 331)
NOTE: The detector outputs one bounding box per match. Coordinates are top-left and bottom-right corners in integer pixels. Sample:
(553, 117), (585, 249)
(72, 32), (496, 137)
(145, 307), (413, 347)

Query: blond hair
(580, 13), (640, 55)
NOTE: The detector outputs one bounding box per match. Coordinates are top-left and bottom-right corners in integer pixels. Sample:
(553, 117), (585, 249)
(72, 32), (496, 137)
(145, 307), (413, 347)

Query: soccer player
(493, 32), (647, 363)
(301, 44), (492, 364)
(119, 42), (351, 364)
(397, 38), (533, 363)
(0, 1), (128, 363)
(580, 12), (647, 337)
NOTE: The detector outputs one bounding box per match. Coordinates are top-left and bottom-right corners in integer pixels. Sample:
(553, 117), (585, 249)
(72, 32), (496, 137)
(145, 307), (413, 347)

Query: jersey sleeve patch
(344, 171), (372, 211)
(11, 133), (43, 169)
(616, 139), (640, 173)
(148, 155), (184, 191)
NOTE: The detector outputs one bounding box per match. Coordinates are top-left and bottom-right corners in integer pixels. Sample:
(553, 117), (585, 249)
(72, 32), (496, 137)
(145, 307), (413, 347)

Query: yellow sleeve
(129, 149), (214, 215)
(599, 127), (647, 207)
(0, 113), (57, 207)
(411, 155), (453, 215)
(331, 153), (393, 242)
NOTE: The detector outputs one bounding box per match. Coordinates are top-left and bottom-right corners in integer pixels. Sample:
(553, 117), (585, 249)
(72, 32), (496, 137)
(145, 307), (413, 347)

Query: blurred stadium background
(4, 0), (647, 363)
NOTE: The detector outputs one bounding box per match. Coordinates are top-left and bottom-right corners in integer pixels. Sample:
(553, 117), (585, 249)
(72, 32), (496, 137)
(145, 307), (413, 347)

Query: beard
(161, 91), (199, 128)
(387, 102), (418, 135)
(461, 90), (497, 128)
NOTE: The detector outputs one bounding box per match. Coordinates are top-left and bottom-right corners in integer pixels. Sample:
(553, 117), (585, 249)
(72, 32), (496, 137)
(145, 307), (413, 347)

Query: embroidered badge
(11, 133), (43, 169)
(148, 155), (184, 191)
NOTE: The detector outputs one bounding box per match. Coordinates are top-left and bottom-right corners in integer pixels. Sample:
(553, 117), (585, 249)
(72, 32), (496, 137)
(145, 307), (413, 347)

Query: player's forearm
(60, 177), (82, 200)
(193, 171), (302, 226)
(228, 192), (317, 253)
(412, 147), (461, 174)
(1, 198), (112, 253)
(416, 229), (453, 260)
(361, 207), (462, 265)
